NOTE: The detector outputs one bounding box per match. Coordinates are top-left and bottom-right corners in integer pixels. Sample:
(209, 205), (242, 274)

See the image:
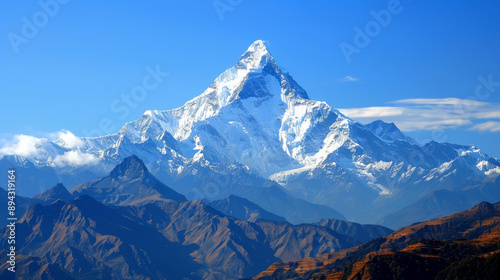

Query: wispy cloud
(469, 121), (500, 133)
(392, 98), (490, 107)
(338, 75), (361, 82)
(340, 106), (405, 118)
(339, 98), (500, 132)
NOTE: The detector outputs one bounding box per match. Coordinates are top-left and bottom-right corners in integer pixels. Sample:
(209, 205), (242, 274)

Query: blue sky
(1, 0), (500, 157)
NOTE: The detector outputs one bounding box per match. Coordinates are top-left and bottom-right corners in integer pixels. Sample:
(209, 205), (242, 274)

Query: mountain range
(0, 156), (394, 279)
(252, 200), (500, 279)
(2, 156), (498, 279)
(1, 40), (499, 226)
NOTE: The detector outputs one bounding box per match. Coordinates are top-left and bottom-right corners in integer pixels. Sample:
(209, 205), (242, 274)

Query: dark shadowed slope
(120, 199), (360, 279)
(34, 183), (75, 203)
(0, 196), (202, 280)
(210, 195), (287, 223)
(379, 189), (477, 229)
(2, 156), (360, 279)
(317, 218), (393, 243)
(252, 201), (500, 279)
(71, 155), (186, 205)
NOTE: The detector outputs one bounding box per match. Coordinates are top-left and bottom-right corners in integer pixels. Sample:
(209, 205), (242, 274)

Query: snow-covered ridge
(4, 40), (498, 178)
(1, 40), (499, 223)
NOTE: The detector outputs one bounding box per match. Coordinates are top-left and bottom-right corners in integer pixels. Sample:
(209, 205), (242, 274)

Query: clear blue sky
(1, 1), (500, 157)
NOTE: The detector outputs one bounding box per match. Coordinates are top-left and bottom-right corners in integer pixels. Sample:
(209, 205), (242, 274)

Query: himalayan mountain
(252, 200), (500, 279)
(1, 40), (500, 227)
(0, 155), (393, 280)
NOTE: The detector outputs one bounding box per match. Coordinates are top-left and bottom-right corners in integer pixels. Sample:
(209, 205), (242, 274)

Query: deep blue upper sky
(1, 0), (500, 157)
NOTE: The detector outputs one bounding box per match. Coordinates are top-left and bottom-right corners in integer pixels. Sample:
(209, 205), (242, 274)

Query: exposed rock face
(0, 156), (362, 280)
(252, 201), (500, 279)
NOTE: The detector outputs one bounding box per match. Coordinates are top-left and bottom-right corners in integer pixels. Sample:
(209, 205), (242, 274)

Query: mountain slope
(0, 195), (359, 279)
(316, 219), (393, 243)
(0, 156), (358, 279)
(0, 196), (202, 280)
(1, 40), (499, 225)
(230, 182), (347, 224)
(0, 155), (61, 197)
(209, 195), (287, 223)
(119, 199), (359, 279)
(252, 201), (500, 279)
(71, 155), (187, 205)
(70, 154), (344, 224)
(366, 120), (418, 145)
(34, 183), (74, 203)
(378, 189), (472, 229)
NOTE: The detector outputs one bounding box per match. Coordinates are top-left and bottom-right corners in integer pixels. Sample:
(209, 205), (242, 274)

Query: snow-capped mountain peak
(236, 39), (273, 70)
(3, 40), (499, 224)
(118, 40), (311, 146)
(366, 120), (418, 145)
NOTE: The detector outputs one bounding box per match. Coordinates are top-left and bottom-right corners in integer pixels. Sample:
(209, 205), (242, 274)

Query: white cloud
(53, 150), (100, 167)
(0, 130), (87, 159)
(395, 119), (472, 131)
(392, 98), (490, 107)
(469, 121), (500, 133)
(0, 131), (98, 167)
(339, 106), (405, 118)
(339, 98), (500, 132)
(0, 135), (45, 157)
(51, 130), (85, 149)
(338, 76), (361, 82)
(473, 111), (500, 119)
